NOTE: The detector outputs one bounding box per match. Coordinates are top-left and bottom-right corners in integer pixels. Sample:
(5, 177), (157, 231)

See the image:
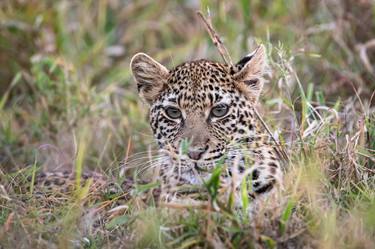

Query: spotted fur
(15, 170), (130, 201)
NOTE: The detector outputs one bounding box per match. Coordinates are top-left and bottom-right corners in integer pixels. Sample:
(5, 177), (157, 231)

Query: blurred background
(0, 0), (374, 172)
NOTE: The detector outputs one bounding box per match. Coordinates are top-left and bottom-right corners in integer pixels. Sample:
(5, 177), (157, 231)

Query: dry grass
(0, 0), (374, 248)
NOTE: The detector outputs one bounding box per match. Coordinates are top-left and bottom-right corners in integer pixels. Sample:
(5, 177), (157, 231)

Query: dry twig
(196, 11), (290, 163)
(196, 11), (233, 67)
(253, 108), (290, 162)
(356, 39), (375, 76)
(160, 201), (212, 210)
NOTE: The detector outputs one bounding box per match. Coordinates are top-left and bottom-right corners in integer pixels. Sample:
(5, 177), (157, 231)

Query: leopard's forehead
(168, 59), (233, 88)
(162, 59), (237, 108)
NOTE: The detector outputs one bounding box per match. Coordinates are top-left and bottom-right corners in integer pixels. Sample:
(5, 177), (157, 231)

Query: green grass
(0, 0), (374, 248)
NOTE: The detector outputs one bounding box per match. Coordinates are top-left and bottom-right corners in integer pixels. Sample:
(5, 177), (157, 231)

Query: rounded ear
(232, 45), (267, 103)
(130, 53), (169, 104)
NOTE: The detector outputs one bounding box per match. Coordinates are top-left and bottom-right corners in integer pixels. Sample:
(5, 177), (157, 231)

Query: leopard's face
(131, 46), (267, 183)
(149, 61), (257, 171)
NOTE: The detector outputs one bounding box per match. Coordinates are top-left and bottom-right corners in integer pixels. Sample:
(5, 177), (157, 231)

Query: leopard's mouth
(159, 147), (227, 173)
(159, 156), (226, 185)
(193, 162), (209, 172)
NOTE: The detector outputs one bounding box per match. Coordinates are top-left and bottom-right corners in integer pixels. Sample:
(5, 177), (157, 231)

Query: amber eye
(165, 106), (182, 119)
(211, 104), (229, 118)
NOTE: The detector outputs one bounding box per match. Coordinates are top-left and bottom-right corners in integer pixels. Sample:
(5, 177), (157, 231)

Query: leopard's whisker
(126, 156), (167, 169)
(122, 150), (159, 160)
(135, 159), (168, 176)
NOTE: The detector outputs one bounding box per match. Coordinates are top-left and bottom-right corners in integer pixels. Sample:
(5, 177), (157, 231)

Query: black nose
(187, 147), (207, 160)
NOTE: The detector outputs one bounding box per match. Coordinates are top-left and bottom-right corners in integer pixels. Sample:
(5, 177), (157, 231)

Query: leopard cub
(131, 45), (283, 204)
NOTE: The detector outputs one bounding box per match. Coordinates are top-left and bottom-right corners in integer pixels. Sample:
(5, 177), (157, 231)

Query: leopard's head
(131, 46), (267, 182)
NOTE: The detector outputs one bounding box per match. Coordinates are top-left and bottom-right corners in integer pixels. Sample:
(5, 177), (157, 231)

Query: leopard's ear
(232, 45), (267, 103)
(130, 53), (169, 104)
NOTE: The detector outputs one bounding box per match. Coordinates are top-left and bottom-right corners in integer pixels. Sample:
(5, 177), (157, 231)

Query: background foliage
(0, 0), (374, 248)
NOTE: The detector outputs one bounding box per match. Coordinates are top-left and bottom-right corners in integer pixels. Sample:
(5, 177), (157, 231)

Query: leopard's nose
(187, 146), (207, 160)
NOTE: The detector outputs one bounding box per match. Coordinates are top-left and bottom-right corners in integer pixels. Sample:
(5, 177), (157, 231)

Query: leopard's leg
(224, 148), (280, 200)
(244, 143), (283, 198)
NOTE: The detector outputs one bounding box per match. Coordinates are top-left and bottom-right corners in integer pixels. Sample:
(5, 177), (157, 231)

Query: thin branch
(196, 10), (290, 163)
(356, 38), (375, 76)
(253, 108), (290, 163)
(160, 201), (212, 210)
(196, 11), (233, 67)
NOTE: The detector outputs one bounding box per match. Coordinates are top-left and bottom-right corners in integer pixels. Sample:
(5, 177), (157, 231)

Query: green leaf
(28, 158), (38, 196)
(241, 177), (249, 211)
(279, 199), (295, 235)
(260, 235), (276, 249)
(105, 215), (131, 229)
(306, 83), (313, 102)
(0, 72), (22, 111)
(180, 138), (191, 155)
(134, 181), (160, 195)
(204, 165), (223, 202)
(315, 91), (326, 105)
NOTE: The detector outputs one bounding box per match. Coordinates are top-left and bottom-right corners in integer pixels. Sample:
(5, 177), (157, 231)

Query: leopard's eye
(210, 104), (229, 118)
(165, 106), (182, 119)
